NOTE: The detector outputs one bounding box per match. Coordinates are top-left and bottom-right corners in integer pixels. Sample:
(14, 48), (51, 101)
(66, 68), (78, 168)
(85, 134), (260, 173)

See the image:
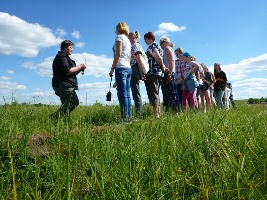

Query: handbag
(106, 76), (112, 101)
(141, 54), (149, 74)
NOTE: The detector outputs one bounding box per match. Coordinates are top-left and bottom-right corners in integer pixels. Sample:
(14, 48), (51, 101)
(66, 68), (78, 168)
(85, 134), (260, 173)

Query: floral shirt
(130, 42), (146, 66)
(146, 42), (163, 76)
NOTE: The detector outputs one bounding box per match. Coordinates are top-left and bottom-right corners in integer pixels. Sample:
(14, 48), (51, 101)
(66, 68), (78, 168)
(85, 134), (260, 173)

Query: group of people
(49, 22), (236, 123)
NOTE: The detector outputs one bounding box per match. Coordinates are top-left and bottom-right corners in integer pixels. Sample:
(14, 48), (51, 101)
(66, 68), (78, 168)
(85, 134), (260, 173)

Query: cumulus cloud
(0, 76), (10, 81)
(0, 12), (61, 57)
(72, 53), (113, 77)
(21, 53), (113, 78)
(71, 30), (80, 39)
(233, 78), (267, 99)
(75, 42), (85, 48)
(154, 22), (186, 36)
(55, 27), (67, 37)
(216, 54), (267, 82)
(7, 70), (14, 74)
(0, 80), (26, 94)
(206, 54), (267, 99)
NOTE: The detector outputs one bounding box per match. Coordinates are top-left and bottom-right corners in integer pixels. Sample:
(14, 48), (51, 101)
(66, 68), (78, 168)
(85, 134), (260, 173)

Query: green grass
(0, 102), (266, 199)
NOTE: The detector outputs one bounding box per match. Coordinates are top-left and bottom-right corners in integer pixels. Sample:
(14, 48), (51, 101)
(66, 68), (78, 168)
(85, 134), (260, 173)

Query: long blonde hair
(116, 22), (129, 36)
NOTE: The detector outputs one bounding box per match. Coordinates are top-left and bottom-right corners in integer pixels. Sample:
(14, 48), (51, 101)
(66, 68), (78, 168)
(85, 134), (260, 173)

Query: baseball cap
(182, 52), (191, 57)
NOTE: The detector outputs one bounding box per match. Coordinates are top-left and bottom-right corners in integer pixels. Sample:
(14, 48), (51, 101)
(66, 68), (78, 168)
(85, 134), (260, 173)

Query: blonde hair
(128, 31), (140, 39)
(160, 37), (174, 47)
(116, 22), (129, 36)
(191, 55), (197, 61)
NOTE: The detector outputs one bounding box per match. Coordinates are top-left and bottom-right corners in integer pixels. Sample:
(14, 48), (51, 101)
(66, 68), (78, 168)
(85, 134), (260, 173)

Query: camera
(106, 91), (112, 101)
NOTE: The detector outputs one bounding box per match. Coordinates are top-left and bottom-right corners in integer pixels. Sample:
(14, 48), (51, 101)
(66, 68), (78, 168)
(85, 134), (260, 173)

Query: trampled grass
(0, 102), (266, 199)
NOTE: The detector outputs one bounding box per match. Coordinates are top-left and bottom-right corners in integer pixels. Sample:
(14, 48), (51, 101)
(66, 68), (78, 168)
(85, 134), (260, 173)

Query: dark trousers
(131, 64), (143, 116)
(50, 84), (79, 121)
(176, 83), (183, 112)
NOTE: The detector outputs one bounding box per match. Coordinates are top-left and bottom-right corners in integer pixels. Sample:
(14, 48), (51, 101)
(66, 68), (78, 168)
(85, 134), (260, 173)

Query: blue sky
(1, 0), (267, 105)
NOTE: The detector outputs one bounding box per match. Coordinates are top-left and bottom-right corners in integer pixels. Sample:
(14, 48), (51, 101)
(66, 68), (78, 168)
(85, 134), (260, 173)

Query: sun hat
(182, 52), (191, 57)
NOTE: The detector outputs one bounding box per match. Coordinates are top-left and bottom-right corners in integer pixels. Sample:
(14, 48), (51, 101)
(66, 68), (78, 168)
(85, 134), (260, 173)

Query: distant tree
(248, 98), (254, 104)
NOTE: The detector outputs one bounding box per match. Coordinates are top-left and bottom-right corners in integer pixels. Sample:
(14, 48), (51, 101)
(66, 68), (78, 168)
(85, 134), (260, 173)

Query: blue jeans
(214, 90), (225, 109)
(115, 67), (132, 121)
(131, 64), (143, 116)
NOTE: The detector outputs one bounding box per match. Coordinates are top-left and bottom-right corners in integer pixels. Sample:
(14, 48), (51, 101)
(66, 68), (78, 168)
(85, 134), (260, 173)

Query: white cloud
(207, 54), (267, 82)
(0, 80), (27, 94)
(0, 12), (61, 57)
(206, 54), (267, 99)
(71, 30), (80, 39)
(72, 53), (113, 77)
(154, 22), (186, 36)
(21, 53), (113, 78)
(55, 27), (67, 37)
(7, 70), (14, 74)
(75, 42), (85, 48)
(0, 76), (10, 81)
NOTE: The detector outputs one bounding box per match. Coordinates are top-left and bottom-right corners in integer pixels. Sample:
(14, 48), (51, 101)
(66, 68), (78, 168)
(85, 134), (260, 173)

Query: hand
(167, 74), (172, 83)
(140, 73), (146, 81)
(80, 64), (86, 75)
(164, 68), (169, 74)
(109, 67), (115, 77)
(176, 77), (183, 84)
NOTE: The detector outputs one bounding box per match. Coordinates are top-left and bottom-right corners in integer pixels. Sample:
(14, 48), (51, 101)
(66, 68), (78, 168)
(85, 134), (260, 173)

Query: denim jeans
(115, 67), (132, 121)
(131, 65), (143, 116)
(229, 93), (236, 109)
(214, 90), (225, 109)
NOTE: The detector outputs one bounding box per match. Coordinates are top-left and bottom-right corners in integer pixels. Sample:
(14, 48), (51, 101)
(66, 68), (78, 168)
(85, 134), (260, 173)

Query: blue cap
(182, 52), (191, 57)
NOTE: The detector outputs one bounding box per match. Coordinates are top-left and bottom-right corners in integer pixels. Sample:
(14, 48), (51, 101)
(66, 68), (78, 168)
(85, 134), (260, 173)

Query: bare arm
(136, 53), (146, 80)
(149, 48), (165, 71)
(165, 47), (175, 74)
(109, 41), (122, 76)
(67, 64), (86, 75)
(190, 62), (200, 74)
(112, 41), (122, 69)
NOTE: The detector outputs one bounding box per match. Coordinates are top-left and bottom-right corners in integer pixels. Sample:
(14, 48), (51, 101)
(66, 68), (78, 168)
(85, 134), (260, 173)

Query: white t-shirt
(114, 34), (131, 68)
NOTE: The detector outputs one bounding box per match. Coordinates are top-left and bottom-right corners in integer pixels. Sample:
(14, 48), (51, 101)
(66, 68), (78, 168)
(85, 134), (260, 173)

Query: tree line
(247, 97), (267, 104)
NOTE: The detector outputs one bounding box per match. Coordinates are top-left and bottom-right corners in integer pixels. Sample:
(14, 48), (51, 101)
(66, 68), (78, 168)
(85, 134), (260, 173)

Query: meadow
(0, 101), (266, 199)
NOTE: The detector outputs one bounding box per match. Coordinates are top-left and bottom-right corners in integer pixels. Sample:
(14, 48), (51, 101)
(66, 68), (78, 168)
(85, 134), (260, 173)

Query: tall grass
(0, 102), (266, 199)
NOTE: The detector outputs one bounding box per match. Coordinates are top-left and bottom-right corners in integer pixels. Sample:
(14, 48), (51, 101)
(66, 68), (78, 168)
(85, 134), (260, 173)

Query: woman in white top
(109, 22), (132, 122)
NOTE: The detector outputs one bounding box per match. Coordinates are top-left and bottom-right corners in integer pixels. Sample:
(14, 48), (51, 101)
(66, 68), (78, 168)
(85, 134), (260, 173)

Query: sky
(1, 0), (267, 106)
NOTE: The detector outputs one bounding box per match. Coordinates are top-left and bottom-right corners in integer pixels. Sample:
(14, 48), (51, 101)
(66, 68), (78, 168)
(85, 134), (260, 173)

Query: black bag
(199, 83), (209, 91)
(106, 76), (112, 101)
(106, 91), (111, 101)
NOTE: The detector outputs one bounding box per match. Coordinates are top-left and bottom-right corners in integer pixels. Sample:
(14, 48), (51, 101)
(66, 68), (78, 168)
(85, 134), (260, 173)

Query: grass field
(0, 101), (266, 199)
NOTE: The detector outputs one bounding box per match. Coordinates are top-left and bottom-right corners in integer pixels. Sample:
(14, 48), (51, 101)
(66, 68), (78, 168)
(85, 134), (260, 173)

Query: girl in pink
(181, 52), (201, 111)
